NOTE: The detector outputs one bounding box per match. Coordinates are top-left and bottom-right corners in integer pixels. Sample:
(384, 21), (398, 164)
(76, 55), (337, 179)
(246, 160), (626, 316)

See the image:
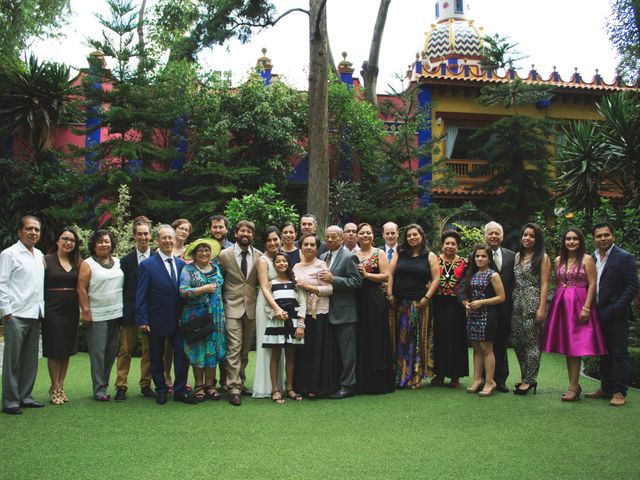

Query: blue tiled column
(417, 85), (432, 205)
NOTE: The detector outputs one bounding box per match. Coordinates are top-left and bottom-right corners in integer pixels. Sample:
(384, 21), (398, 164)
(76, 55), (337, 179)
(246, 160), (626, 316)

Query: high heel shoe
(466, 382), (485, 393)
(478, 382), (496, 397)
(561, 385), (582, 402)
(514, 382), (537, 395)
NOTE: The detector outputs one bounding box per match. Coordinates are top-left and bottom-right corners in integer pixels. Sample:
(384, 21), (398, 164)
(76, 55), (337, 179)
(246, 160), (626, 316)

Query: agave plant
(555, 121), (607, 229)
(0, 54), (77, 159)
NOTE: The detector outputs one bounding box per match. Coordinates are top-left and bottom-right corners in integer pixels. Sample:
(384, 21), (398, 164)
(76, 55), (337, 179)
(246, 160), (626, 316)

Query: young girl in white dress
(263, 251), (307, 403)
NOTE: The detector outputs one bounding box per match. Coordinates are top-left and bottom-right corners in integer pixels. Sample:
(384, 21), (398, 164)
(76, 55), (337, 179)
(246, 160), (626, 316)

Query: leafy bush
(224, 183), (299, 248)
(453, 223), (485, 259)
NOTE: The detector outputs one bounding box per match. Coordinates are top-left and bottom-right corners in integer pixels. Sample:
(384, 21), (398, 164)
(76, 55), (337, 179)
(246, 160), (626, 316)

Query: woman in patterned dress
(461, 244), (505, 397)
(511, 223), (550, 395)
(354, 223), (393, 394)
(178, 238), (225, 401)
(431, 229), (469, 388)
(386, 224), (440, 389)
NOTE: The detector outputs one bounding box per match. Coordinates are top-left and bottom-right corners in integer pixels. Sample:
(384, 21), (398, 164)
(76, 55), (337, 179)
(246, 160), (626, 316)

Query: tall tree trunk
(307, 0), (329, 231)
(361, 0), (391, 107)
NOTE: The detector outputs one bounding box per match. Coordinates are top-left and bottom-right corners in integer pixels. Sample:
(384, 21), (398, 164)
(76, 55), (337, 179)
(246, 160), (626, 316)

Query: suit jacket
(593, 245), (639, 320)
(218, 245), (262, 320)
(490, 246), (515, 319)
(120, 249), (146, 326)
(135, 254), (185, 337)
(320, 247), (362, 325)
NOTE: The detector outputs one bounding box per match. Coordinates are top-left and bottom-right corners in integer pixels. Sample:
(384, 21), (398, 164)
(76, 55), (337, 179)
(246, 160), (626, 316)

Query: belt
(47, 288), (76, 292)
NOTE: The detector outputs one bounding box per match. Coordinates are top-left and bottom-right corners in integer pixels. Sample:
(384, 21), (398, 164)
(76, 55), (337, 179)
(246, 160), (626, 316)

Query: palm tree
(0, 55), (77, 161)
(597, 92), (640, 206)
(555, 121), (607, 229)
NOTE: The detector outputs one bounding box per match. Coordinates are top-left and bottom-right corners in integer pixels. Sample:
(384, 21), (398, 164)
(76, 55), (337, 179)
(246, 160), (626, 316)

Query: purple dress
(542, 262), (607, 356)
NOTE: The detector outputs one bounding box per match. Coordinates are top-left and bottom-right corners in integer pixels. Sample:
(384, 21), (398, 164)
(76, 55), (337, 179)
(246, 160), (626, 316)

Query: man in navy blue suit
(586, 222), (639, 407)
(136, 225), (196, 405)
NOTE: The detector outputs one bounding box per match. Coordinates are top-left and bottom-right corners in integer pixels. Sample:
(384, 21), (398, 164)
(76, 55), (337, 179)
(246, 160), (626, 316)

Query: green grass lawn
(1, 350), (638, 480)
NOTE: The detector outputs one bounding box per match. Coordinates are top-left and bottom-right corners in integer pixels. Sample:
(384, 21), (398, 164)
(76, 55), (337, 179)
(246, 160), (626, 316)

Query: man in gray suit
(319, 225), (363, 399)
(484, 221), (515, 393)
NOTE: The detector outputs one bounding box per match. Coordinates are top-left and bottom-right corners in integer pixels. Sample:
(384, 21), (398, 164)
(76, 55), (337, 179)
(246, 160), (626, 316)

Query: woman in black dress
(43, 227), (82, 404)
(431, 230), (469, 388)
(355, 223), (394, 394)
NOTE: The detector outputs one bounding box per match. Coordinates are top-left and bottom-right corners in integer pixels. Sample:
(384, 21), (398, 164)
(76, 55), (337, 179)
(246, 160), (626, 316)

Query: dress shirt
(137, 248), (151, 265)
(0, 240), (45, 318)
(492, 247), (502, 271)
(233, 243), (254, 274)
(344, 245), (360, 254)
(221, 239), (234, 249)
(594, 244), (614, 301)
(157, 250), (176, 278)
(326, 248), (339, 269)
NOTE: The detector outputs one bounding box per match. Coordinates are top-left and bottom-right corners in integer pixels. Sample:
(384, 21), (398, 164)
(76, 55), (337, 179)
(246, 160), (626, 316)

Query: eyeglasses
(59, 237), (76, 243)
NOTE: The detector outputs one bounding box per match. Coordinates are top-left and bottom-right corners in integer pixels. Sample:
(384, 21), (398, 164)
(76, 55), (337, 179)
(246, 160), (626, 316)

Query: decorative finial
(338, 52), (353, 73)
(596, 68), (599, 74)
(256, 48), (272, 70)
(531, 64), (535, 70)
(553, 66), (557, 72)
(262, 47), (267, 56)
(416, 52), (420, 61)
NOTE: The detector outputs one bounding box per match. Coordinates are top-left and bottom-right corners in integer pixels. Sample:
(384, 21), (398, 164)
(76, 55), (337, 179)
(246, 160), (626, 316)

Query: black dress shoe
(240, 387), (253, 396)
(329, 388), (354, 400)
(156, 392), (168, 405)
(496, 384), (509, 393)
(2, 407), (22, 415)
(228, 393), (241, 406)
(173, 392), (199, 404)
(140, 386), (156, 398)
(20, 400), (44, 408)
(114, 388), (126, 402)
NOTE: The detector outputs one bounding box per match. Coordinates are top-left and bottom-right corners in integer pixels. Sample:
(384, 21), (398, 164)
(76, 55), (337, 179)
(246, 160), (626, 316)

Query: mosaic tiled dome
(424, 18), (483, 62)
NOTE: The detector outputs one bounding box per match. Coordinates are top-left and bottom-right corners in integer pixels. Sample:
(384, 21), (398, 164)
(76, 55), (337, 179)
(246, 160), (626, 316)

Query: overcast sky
(31, 0), (620, 92)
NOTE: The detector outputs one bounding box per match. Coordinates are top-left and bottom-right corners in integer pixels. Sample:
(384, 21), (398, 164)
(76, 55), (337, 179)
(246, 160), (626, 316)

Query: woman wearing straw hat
(178, 238), (225, 401)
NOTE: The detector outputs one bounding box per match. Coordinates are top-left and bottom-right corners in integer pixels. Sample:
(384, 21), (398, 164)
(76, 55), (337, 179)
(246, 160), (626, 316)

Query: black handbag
(180, 312), (216, 343)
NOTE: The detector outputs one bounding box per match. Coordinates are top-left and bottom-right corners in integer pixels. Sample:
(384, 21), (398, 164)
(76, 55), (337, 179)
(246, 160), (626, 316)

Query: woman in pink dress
(543, 227), (607, 401)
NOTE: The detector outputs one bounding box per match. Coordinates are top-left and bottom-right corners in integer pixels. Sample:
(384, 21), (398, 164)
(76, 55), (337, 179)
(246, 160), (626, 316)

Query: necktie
(387, 248), (393, 262)
(493, 250), (502, 271)
(325, 252), (332, 267)
(166, 257), (177, 283)
(241, 250), (248, 279)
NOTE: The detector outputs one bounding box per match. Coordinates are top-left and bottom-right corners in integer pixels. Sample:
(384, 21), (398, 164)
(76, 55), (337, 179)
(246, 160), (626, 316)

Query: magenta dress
(542, 262), (607, 356)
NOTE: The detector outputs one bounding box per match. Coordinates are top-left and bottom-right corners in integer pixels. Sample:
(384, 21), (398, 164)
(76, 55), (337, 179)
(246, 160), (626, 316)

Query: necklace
(441, 255), (456, 279)
(195, 262), (212, 273)
(93, 255), (114, 269)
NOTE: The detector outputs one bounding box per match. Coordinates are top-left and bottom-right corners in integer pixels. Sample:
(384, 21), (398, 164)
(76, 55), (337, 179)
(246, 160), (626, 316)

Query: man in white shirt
(1, 216), (45, 414)
(343, 223), (360, 253)
(382, 222), (399, 262)
(115, 217), (154, 401)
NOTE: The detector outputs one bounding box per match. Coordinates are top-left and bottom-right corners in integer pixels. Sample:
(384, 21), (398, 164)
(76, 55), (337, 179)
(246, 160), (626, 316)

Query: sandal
(49, 388), (64, 405)
(60, 388), (69, 403)
(430, 376), (444, 386)
(561, 385), (582, 402)
(205, 385), (221, 401)
(286, 389), (303, 401)
(194, 385), (206, 403)
(271, 390), (285, 404)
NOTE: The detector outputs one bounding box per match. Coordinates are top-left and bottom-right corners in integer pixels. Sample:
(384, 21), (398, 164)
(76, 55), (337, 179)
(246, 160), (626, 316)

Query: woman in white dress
(252, 226), (286, 398)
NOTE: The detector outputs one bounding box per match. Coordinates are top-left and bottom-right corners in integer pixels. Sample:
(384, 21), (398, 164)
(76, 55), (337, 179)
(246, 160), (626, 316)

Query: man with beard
(209, 214), (233, 249)
(217, 220), (262, 406)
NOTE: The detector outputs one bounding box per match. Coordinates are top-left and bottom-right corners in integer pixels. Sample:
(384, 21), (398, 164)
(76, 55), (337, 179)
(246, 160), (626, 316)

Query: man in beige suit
(217, 220), (262, 406)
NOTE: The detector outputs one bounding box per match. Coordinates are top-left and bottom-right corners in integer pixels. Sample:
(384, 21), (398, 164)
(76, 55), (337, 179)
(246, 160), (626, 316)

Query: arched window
(435, 2), (440, 19)
(455, 0), (464, 14)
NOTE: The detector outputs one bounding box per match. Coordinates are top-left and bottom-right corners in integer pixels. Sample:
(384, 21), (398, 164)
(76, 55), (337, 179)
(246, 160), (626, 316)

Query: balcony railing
(445, 160), (503, 182)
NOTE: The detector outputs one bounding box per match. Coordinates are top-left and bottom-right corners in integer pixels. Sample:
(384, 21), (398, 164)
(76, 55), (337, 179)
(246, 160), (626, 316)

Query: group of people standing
(1, 213), (638, 415)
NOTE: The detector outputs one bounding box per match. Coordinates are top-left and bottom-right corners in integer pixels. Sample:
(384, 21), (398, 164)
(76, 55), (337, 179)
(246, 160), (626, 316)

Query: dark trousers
(599, 312), (630, 396)
(148, 331), (188, 395)
(493, 310), (511, 385)
(334, 323), (357, 389)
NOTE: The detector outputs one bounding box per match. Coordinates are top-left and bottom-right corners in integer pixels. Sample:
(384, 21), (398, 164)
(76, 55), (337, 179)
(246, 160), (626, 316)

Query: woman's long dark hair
(262, 226), (281, 244)
(517, 222), (545, 275)
(463, 244), (493, 299)
(397, 223), (431, 256)
(559, 227), (585, 271)
(53, 226), (82, 268)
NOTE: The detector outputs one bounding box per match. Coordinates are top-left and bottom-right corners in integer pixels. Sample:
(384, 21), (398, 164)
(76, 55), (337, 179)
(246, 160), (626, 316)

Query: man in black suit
(319, 225), (363, 399)
(586, 222), (639, 406)
(484, 221), (515, 393)
(114, 217), (155, 401)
